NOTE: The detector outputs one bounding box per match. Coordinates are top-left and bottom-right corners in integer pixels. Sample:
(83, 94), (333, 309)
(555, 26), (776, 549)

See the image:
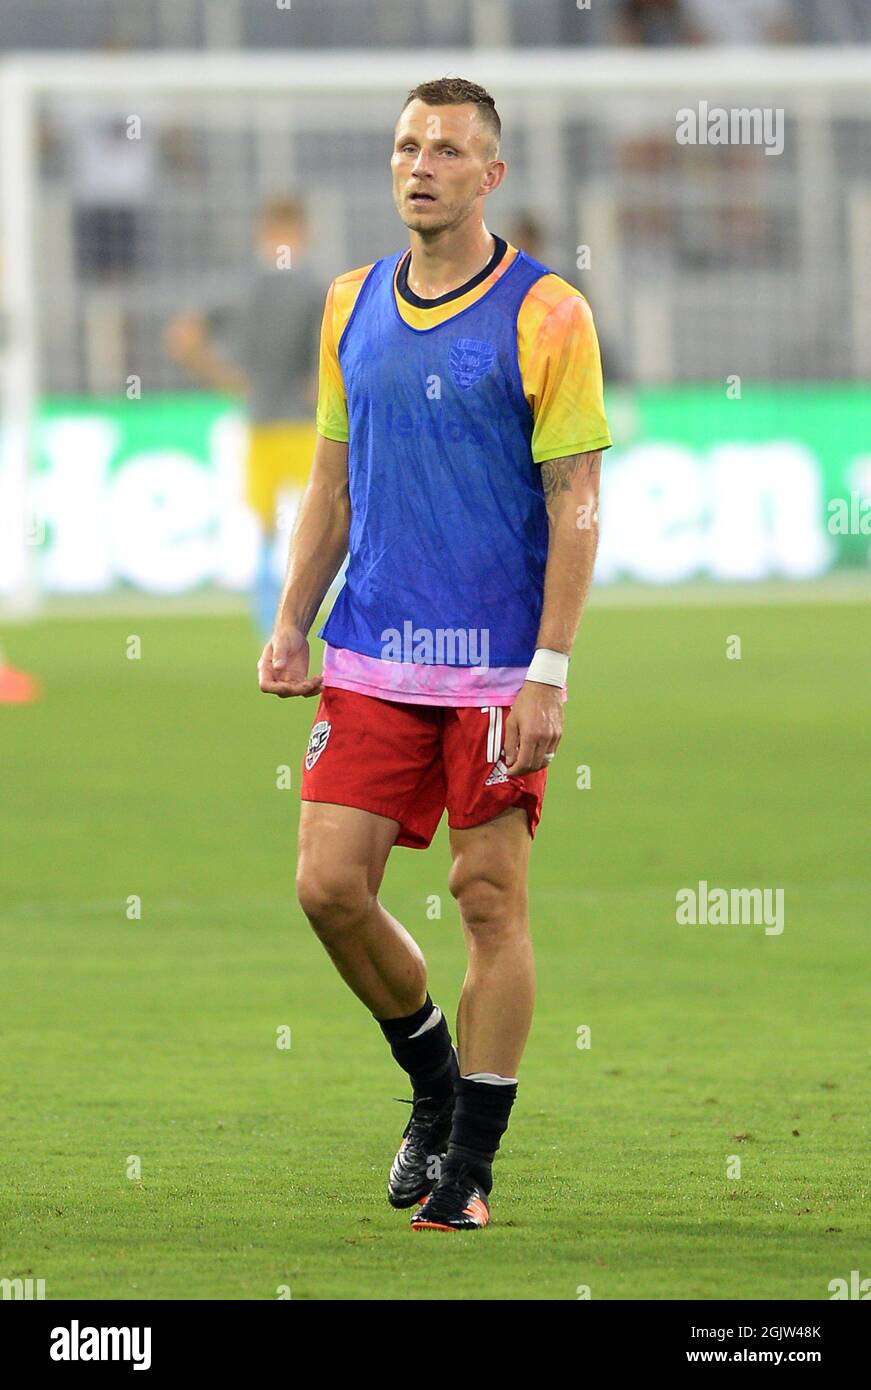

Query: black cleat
(387, 1092), (455, 1209)
(410, 1162), (491, 1232)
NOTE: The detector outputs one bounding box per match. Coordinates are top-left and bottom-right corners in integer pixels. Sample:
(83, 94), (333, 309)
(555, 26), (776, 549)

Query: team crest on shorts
(449, 337), (496, 390)
(305, 720), (331, 770)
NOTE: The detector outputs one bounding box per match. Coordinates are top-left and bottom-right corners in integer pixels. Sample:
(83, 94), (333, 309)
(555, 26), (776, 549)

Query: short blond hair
(401, 77), (501, 156)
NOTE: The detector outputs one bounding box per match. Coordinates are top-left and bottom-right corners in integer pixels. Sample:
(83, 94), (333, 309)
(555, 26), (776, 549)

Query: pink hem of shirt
(321, 645), (567, 707)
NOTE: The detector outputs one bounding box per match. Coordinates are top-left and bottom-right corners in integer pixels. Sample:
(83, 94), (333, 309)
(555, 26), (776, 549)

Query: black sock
(376, 994), (456, 1100)
(443, 1076), (518, 1193)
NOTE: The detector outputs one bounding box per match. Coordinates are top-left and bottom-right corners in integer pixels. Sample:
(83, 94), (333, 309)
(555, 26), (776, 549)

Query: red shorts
(300, 686), (548, 849)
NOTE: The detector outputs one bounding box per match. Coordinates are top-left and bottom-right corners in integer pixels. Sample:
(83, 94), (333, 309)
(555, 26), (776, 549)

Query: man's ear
(482, 160), (507, 196)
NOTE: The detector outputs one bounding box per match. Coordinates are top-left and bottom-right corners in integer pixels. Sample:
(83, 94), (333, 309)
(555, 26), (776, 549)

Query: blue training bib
(320, 249), (552, 668)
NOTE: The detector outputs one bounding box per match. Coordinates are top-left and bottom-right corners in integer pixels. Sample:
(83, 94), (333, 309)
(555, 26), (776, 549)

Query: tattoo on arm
(540, 451), (601, 504)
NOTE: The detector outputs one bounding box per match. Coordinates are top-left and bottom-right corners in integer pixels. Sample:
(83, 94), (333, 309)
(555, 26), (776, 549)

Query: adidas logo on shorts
(484, 757), (510, 786)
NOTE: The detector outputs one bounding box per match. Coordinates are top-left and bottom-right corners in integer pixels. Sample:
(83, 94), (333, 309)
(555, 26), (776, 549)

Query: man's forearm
(276, 474), (350, 636)
(534, 450), (602, 658)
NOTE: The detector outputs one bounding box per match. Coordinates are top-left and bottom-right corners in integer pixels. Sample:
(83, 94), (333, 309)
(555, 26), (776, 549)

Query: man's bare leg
(448, 806), (535, 1076)
(296, 799), (458, 1207)
(410, 806), (534, 1227)
(296, 800), (426, 1018)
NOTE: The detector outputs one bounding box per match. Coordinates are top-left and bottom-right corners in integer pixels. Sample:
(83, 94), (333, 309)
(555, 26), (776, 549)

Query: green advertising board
(16, 386), (871, 595)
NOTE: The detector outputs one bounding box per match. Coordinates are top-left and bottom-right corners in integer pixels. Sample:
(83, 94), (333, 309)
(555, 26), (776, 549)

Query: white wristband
(526, 648), (568, 687)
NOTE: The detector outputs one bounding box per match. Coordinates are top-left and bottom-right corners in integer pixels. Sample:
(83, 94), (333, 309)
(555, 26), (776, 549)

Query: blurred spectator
(508, 213), (548, 264)
(44, 31), (160, 287)
(612, 0), (793, 269)
(507, 214), (623, 384)
(164, 197), (323, 635)
(678, 0), (797, 264)
(63, 101), (158, 282)
(610, 6), (693, 248)
(614, 0), (705, 46)
(43, 31), (164, 394)
(507, 212), (579, 287)
(682, 0), (797, 44)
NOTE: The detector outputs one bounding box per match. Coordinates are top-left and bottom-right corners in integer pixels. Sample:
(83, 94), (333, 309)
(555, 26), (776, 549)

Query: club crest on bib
(449, 337), (496, 390)
(305, 720), (331, 770)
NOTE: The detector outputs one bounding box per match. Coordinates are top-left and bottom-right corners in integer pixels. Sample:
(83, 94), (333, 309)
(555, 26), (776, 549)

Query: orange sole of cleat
(463, 1197), (490, 1224)
(411, 1220), (460, 1233)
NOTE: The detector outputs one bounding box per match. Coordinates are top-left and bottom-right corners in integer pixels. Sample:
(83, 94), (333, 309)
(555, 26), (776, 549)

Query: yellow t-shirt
(316, 242), (612, 462)
(315, 240), (611, 706)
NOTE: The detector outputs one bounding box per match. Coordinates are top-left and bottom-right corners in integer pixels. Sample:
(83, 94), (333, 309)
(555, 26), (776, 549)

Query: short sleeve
(519, 284), (613, 464)
(315, 280), (349, 443)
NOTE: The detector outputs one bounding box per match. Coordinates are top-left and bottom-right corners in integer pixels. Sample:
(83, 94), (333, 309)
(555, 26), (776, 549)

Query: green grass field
(1, 597), (867, 1300)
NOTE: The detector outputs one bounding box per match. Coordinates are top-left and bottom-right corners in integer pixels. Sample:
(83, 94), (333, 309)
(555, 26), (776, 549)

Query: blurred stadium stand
(1, 1), (869, 609)
(8, 65), (869, 395)
(2, 1), (871, 393)
(1, 0), (870, 50)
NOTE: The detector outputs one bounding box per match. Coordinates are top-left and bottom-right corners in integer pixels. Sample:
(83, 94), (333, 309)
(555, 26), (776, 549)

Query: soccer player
(259, 78), (611, 1231)
(165, 197), (322, 635)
